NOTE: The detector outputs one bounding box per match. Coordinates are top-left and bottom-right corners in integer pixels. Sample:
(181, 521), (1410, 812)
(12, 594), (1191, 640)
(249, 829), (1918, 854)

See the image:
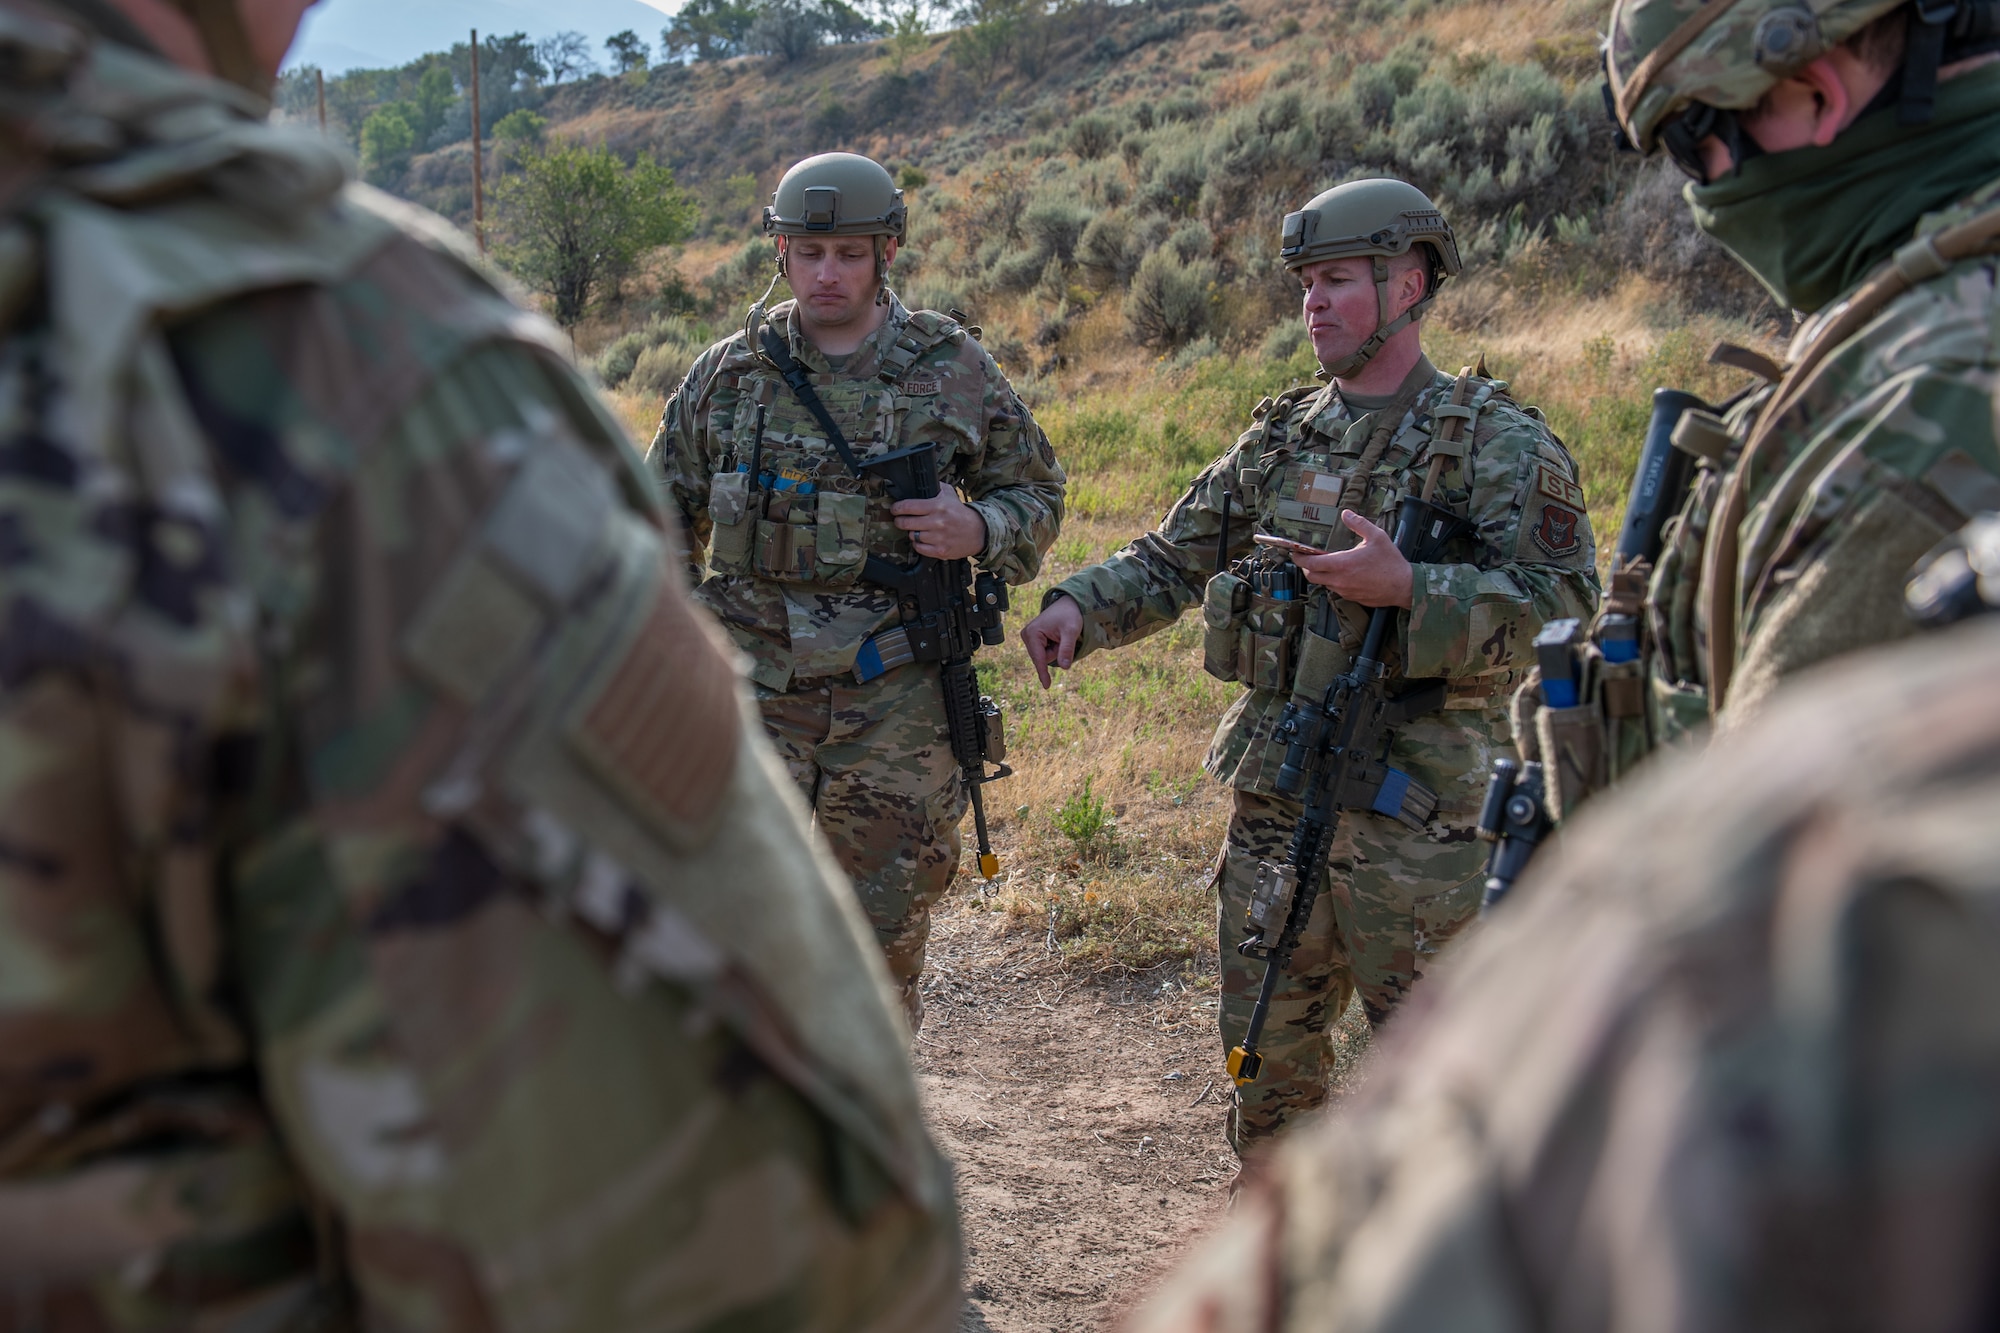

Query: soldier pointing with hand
(1018, 179), (1599, 1158)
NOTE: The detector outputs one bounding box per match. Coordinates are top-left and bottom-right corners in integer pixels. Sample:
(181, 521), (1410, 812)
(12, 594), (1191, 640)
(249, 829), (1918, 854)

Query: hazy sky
(286, 0), (680, 74)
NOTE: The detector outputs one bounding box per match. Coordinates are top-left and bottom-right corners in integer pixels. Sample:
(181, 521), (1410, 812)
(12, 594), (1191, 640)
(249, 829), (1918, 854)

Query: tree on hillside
(410, 63), (457, 144)
(537, 31), (594, 84)
(605, 30), (651, 74)
(747, 0), (827, 61)
(823, 0), (884, 43)
(663, 0), (757, 60)
(493, 109), (547, 144)
(493, 144), (698, 333)
(359, 104), (417, 182)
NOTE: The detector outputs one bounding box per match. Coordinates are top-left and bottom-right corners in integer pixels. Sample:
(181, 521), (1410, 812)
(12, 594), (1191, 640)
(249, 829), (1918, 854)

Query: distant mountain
(286, 0), (677, 74)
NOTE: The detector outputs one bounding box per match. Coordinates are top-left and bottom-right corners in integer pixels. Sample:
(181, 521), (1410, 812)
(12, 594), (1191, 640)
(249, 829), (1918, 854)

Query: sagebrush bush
(898, 274), (972, 317)
(1125, 246), (1217, 349)
(1167, 219), (1214, 264)
(1022, 198), (1094, 265)
(598, 314), (714, 396)
(1077, 210), (1143, 286)
(1069, 112), (1118, 160)
(1139, 134), (1208, 218)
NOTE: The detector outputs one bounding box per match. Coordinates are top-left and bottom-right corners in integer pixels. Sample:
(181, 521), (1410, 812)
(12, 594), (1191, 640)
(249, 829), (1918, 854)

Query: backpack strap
(1417, 363), (1481, 501)
(1702, 201), (2000, 713)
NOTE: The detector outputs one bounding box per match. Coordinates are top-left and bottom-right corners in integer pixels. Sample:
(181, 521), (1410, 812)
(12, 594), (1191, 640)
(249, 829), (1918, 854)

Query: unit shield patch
(1532, 502), (1583, 557)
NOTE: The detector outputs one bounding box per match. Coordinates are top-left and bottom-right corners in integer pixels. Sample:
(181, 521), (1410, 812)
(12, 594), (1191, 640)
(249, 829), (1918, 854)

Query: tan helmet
(1280, 178), (1462, 378)
(763, 153), (907, 238)
(1604, 0), (1996, 179)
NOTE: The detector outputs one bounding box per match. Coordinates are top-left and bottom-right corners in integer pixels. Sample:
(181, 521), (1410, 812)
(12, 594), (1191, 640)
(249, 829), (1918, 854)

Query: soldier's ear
(884, 238), (900, 264)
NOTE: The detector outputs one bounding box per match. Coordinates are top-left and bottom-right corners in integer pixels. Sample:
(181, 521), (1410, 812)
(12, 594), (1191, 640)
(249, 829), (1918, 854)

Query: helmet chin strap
(1319, 254), (1434, 381)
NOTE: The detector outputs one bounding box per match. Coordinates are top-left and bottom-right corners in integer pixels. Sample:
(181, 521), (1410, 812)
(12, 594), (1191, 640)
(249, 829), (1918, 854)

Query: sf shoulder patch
(1536, 463), (1585, 510)
(566, 576), (741, 850)
(1523, 463), (1586, 558)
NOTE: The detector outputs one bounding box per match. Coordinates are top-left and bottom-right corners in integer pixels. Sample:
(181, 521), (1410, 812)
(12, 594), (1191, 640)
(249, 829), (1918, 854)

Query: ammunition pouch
(1244, 587), (1304, 691)
(1648, 667), (1712, 749)
(705, 470), (876, 586)
(1515, 643), (1654, 824)
(1201, 561), (1310, 688)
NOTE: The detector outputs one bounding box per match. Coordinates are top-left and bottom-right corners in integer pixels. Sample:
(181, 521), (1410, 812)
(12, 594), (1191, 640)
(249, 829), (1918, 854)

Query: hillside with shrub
(286, 0), (1780, 976)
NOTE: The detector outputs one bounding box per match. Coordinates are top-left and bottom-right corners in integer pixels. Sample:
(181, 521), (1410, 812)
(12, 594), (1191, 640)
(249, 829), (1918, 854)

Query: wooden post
(470, 28), (485, 255)
(315, 67), (325, 132)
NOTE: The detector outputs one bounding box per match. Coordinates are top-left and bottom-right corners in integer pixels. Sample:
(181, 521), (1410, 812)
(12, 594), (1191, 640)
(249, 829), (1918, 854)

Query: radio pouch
(1202, 572), (1250, 681)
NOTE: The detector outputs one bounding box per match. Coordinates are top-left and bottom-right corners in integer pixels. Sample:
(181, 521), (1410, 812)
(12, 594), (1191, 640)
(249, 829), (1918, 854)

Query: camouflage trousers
(757, 664), (966, 1032)
(1216, 787), (1486, 1155)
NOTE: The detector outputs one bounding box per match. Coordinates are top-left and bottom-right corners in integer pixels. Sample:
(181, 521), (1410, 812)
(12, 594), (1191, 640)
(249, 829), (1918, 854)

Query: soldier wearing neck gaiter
(1617, 0), (2000, 737)
(1506, 0), (2000, 837)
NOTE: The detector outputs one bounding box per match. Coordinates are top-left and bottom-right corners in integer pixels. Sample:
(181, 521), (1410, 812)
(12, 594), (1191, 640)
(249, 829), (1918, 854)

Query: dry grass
(602, 269), (1774, 977)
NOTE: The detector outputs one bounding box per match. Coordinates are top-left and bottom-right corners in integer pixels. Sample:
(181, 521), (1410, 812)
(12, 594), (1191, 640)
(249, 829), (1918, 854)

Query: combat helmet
(1280, 178), (1462, 379)
(764, 153), (907, 239)
(45, 0), (265, 92)
(747, 152), (907, 341)
(1605, 0), (2000, 181)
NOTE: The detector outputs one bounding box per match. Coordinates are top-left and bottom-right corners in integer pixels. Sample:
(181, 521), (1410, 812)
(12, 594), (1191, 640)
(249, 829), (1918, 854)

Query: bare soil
(913, 896), (1236, 1332)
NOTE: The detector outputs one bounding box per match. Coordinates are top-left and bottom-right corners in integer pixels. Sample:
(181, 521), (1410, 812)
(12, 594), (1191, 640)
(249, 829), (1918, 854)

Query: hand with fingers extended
(892, 492), (988, 560)
(1020, 594), (1083, 689)
(1292, 510), (1414, 609)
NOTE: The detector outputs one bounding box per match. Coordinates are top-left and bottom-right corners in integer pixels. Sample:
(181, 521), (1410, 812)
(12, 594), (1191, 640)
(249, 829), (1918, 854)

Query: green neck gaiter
(1686, 63), (2000, 313)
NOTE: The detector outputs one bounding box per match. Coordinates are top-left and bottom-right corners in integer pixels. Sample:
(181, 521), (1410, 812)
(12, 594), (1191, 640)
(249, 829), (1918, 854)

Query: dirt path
(913, 897), (1237, 1331)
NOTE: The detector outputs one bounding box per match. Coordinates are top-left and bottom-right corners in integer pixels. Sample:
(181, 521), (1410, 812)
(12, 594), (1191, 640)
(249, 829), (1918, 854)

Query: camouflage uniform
(1128, 603), (2000, 1333)
(0, 11), (957, 1329)
(1645, 172), (2000, 739)
(1049, 357), (1599, 1151)
(1527, 3), (2000, 815)
(649, 296), (1064, 1027)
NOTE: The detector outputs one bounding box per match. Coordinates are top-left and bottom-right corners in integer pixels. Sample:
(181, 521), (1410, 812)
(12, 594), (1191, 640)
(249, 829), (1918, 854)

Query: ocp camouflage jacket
(1051, 358), (1601, 812)
(649, 296), (1066, 691)
(0, 9), (956, 1328)
(1649, 178), (2000, 737)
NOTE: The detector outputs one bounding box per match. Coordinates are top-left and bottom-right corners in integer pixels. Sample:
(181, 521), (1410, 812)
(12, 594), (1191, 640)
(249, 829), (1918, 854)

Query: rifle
(1226, 474), (1465, 1087)
(757, 327), (1013, 879)
(857, 443), (1013, 879)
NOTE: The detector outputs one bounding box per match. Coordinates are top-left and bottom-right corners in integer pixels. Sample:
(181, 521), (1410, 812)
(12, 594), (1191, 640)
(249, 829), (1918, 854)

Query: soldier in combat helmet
(650, 153), (1066, 1032)
(1129, 521), (2000, 1333)
(0, 1), (957, 1327)
(1017, 179), (1600, 1157)
(1516, 0), (2000, 829)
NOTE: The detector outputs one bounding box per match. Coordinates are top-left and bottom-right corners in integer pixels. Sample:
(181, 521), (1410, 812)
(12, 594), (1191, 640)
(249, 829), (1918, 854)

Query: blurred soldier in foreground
(1018, 179), (1598, 1156)
(0, 1), (957, 1327)
(1518, 0), (2000, 832)
(1130, 520), (2000, 1333)
(651, 153), (1065, 1031)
